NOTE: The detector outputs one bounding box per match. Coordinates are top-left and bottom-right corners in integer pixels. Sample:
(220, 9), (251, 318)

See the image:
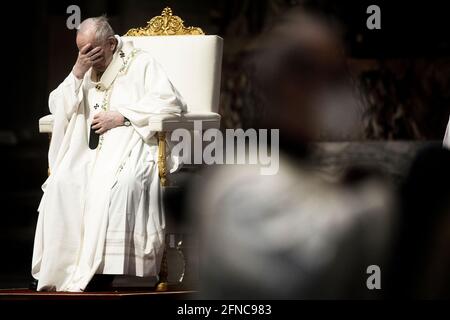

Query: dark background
(0, 0), (448, 288)
(2, 0), (449, 139)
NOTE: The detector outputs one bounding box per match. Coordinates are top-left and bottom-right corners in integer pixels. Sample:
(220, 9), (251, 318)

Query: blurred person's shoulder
(195, 153), (396, 234)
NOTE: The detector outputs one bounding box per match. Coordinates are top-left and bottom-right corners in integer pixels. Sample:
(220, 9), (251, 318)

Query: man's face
(76, 31), (116, 72)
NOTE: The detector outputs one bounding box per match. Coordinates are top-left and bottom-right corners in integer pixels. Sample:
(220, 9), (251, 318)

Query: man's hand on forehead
(72, 43), (104, 79)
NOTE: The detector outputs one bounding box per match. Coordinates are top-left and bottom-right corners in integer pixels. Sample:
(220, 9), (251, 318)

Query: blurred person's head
(247, 8), (362, 145)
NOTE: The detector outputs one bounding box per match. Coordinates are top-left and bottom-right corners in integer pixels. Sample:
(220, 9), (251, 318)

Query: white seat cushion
(39, 114), (54, 133)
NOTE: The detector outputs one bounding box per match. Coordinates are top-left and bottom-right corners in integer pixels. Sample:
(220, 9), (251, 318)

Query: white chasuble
(444, 115), (450, 149)
(32, 36), (186, 292)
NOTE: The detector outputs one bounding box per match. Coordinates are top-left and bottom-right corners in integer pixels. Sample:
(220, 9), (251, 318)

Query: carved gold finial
(125, 7), (204, 36)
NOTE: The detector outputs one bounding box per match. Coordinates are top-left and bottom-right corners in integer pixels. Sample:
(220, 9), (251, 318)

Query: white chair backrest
(123, 35), (223, 113)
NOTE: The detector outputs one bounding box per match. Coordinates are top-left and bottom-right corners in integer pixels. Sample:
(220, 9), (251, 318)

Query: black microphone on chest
(89, 103), (100, 149)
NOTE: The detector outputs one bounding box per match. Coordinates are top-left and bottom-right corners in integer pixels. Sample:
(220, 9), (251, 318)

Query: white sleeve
(48, 71), (83, 119)
(47, 72), (84, 171)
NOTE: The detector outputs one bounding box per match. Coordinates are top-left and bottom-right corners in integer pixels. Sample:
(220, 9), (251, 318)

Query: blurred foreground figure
(190, 9), (395, 299)
(32, 16), (186, 291)
(387, 146), (450, 299)
(194, 163), (394, 299)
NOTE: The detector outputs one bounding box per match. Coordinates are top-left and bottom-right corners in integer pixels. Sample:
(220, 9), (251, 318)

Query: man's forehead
(76, 31), (97, 48)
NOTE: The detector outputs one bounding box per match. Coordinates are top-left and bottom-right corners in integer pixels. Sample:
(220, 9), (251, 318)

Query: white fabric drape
(444, 115), (450, 149)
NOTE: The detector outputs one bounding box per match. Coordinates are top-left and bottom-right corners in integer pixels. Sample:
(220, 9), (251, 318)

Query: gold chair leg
(157, 132), (168, 187)
(155, 247), (169, 292)
(155, 131), (169, 291)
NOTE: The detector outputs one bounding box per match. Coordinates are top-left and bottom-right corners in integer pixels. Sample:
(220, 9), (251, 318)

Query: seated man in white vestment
(31, 16), (186, 292)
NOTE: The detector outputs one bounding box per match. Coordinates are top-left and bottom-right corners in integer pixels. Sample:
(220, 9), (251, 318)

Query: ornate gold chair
(38, 7), (223, 291)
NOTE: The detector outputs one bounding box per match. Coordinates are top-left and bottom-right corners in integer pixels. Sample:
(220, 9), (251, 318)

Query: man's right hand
(72, 44), (104, 80)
